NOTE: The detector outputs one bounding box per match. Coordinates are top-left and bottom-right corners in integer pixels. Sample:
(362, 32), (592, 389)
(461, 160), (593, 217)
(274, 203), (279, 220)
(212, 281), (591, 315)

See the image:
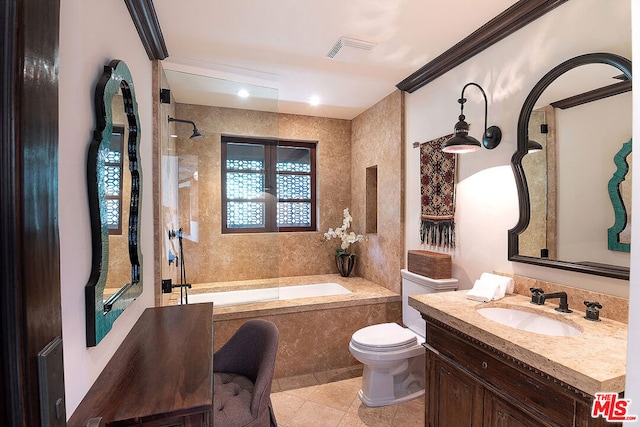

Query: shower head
(168, 116), (205, 139)
(190, 128), (204, 139)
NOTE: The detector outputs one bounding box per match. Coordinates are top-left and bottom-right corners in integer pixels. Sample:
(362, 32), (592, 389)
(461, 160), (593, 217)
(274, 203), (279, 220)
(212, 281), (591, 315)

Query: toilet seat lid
(351, 323), (418, 350)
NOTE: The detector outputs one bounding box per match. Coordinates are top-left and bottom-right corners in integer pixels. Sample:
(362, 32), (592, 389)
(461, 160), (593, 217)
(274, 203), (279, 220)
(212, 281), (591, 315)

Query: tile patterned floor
(270, 367), (425, 427)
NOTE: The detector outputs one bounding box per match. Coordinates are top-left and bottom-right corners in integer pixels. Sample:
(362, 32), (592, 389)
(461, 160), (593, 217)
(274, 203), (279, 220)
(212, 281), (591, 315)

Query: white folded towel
(480, 272), (514, 295)
(466, 279), (502, 302)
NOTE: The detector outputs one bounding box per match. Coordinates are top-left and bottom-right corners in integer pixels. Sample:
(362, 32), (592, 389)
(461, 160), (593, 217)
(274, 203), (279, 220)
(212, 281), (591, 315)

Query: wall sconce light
(167, 116), (204, 139)
(442, 82), (502, 154)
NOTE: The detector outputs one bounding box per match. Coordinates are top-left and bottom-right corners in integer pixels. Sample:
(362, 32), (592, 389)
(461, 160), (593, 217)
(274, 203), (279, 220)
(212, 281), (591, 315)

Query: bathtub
(185, 282), (351, 306)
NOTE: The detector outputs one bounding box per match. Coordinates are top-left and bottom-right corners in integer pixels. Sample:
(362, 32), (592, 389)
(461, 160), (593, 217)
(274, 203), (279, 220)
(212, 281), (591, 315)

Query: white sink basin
(476, 307), (581, 337)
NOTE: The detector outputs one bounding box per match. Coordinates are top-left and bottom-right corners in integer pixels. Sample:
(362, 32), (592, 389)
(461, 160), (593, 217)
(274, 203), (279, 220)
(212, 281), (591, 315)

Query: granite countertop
(409, 291), (627, 396)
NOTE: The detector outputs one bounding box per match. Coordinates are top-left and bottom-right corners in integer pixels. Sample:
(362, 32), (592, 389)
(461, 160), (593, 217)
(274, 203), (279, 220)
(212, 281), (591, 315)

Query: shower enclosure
(160, 70), (283, 304)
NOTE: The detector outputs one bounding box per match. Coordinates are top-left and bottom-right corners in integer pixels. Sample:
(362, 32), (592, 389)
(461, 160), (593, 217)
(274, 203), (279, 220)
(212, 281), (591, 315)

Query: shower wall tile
(166, 104), (352, 283)
(350, 90), (405, 293)
(159, 90), (404, 287)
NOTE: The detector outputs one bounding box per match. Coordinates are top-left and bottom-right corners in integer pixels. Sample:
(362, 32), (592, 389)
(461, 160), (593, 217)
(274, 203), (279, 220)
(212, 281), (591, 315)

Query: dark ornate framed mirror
(509, 52), (632, 280)
(86, 59), (143, 346)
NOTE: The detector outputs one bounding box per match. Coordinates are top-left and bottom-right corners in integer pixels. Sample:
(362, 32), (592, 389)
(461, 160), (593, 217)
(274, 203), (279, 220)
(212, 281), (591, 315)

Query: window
(221, 136), (316, 233)
(105, 126), (124, 235)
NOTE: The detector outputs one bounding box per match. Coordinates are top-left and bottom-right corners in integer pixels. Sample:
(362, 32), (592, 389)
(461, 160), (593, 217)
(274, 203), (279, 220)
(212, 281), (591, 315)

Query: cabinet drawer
(426, 321), (574, 426)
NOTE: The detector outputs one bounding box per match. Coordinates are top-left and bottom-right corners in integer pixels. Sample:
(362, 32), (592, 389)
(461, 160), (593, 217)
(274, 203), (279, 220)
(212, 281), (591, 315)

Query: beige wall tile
(161, 93), (404, 288)
(214, 301), (401, 378)
(351, 90), (405, 293)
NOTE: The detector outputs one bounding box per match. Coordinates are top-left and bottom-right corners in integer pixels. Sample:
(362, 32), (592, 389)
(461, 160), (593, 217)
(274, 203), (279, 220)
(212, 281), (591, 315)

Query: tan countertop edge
(174, 274), (401, 321)
(409, 291), (627, 396)
(213, 294), (400, 321)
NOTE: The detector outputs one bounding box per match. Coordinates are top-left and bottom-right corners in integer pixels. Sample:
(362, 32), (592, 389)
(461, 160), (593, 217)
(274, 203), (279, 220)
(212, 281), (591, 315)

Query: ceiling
(153, 0), (518, 120)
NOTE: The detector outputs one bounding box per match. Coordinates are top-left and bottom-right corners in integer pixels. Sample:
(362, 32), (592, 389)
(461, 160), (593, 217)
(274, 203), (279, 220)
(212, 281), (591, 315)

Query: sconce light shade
(527, 139), (543, 153)
(443, 116), (481, 153)
(442, 83), (502, 154)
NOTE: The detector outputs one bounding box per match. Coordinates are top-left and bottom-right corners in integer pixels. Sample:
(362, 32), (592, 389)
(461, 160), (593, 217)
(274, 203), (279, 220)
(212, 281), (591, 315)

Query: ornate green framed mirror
(86, 59), (142, 346)
(608, 139), (632, 252)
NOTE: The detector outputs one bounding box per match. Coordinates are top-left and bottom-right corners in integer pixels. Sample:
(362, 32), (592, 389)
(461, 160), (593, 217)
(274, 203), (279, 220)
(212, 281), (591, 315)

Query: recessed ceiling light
(170, 134), (178, 138)
(309, 95), (320, 106)
(237, 89), (250, 98)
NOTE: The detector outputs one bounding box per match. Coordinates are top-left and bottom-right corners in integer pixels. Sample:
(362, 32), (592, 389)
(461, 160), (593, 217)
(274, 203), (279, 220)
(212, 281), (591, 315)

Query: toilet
(349, 269), (458, 407)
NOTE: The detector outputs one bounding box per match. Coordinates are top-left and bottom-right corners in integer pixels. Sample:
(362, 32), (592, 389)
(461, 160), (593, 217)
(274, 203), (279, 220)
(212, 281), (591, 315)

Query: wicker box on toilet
(407, 250), (452, 279)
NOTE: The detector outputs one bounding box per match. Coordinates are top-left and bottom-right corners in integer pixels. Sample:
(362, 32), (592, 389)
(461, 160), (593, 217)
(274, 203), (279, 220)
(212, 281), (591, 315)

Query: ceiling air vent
(326, 36), (376, 60)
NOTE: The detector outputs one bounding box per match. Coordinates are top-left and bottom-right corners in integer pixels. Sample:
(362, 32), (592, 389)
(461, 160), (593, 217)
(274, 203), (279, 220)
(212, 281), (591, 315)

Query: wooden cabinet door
(427, 351), (484, 427)
(424, 318), (626, 427)
(483, 390), (554, 427)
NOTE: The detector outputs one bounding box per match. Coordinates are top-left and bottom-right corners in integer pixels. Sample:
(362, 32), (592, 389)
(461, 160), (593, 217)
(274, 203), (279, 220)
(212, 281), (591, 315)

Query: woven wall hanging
(420, 134), (457, 248)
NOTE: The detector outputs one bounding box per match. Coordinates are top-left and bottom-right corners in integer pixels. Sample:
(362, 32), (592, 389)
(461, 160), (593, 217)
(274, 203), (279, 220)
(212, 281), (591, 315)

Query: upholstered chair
(213, 319), (279, 427)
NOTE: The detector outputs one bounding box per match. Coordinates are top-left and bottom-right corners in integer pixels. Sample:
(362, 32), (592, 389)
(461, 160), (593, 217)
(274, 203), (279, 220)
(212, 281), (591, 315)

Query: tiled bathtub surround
(166, 274), (401, 378)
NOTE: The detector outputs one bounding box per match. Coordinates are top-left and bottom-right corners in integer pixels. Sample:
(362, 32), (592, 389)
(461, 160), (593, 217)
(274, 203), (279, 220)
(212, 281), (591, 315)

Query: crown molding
(397, 0), (570, 93)
(124, 0), (169, 60)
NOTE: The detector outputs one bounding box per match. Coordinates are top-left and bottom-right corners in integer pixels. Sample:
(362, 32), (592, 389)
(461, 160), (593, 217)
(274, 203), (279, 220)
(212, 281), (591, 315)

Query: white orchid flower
(324, 208), (366, 255)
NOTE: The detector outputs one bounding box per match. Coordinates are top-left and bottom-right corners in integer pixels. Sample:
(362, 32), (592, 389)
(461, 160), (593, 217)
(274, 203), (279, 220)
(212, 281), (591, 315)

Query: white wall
(58, 0), (155, 417)
(624, 1), (640, 421)
(405, 0), (631, 297)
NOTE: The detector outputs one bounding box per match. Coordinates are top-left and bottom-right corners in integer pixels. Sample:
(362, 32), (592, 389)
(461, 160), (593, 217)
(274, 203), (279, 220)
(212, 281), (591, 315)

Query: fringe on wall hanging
(419, 134), (457, 249)
(420, 215), (455, 248)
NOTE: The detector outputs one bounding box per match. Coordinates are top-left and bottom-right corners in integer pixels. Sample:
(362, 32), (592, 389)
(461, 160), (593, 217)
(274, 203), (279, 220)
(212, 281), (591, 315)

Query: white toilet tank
(401, 269), (458, 337)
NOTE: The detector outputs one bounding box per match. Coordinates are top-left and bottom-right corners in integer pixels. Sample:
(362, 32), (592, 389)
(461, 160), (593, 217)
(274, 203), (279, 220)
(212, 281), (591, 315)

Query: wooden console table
(69, 303), (213, 427)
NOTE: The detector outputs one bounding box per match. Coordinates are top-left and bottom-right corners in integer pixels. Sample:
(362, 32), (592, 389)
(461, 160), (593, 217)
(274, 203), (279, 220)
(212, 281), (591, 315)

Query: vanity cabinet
(424, 316), (620, 427)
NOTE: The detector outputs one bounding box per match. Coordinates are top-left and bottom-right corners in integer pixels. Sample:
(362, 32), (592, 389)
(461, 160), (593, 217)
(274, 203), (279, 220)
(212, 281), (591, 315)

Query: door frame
(1, 0), (62, 425)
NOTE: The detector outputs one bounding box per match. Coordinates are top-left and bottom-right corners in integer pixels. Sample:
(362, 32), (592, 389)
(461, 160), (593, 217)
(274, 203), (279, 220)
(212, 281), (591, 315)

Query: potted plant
(323, 208), (366, 277)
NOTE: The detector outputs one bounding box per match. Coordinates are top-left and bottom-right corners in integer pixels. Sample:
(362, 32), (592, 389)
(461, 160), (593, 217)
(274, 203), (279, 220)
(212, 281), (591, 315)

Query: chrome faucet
(529, 288), (572, 313)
